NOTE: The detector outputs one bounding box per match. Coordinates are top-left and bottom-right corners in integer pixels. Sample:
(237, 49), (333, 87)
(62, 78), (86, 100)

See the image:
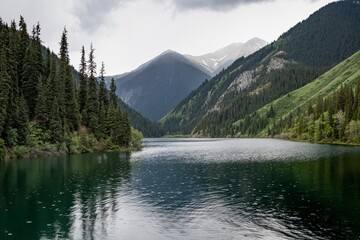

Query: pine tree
(106, 102), (117, 138)
(18, 16), (29, 89)
(78, 46), (88, 114)
(0, 48), (11, 136)
(17, 95), (29, 145)
(109, 78), (117, 107)
(98, 62), (108, 108)
(46, 55), (58, 111)
(122, 111), (131, 146)
(58, 28), (80, 131)
(84, 44), (99, 133)
(35, 77), (49, 129)
(49, 96), (63, 144)
(22, 24), (43, 118)
(97, 103), (107, 139)
(3, 21), (21, 145)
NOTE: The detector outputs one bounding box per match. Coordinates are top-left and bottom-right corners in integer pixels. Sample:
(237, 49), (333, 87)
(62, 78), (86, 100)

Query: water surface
(1, 138), (360, 239)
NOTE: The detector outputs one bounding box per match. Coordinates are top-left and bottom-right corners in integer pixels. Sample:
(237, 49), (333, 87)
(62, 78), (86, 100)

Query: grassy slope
(243, 50), (360, 136)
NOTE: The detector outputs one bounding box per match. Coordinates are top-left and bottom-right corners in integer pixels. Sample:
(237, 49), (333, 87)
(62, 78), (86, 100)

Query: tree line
(0, 17), (134, 160)
(270, 78), (360, 144)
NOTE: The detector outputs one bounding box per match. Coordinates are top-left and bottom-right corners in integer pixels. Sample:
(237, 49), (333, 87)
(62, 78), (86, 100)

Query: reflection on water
(1, 139), (360, 239)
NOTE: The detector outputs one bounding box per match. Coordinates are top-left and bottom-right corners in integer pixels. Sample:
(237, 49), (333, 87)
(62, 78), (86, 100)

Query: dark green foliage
(0, 18), (135, 157)
(79, 46), (87, 113)
(35, 77), (49, 129)
(49, 96), (63, 144)
(17, 16), (29, 88)
(84, 44), (99, 133)
(22, 24), (43, 118)
(98, 62), (108, 108)
(162, 0), (360, 137)
(117, 98), (164, 137)
(0, 48), (11, 136)
(109, 78), (117, 107)
(280, 1), (360, 68)
(271, 78), (360, 144)
(17, 95), (29, 145)
(0, 138), (5, 161)
(58, 28), (79, 131)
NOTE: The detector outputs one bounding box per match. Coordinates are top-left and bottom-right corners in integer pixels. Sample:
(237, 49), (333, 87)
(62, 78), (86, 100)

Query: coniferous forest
(272, 79), (360, 144)
(0, 17), (141, 161)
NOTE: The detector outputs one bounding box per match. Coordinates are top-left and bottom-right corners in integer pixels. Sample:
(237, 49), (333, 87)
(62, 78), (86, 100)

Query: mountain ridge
(185, 37), (268, 75)
(161, 0), (360, 137)
(113, 50), (212, 121)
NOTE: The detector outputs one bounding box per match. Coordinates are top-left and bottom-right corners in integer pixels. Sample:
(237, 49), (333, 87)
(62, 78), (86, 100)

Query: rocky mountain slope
(161, 0), (360, 137)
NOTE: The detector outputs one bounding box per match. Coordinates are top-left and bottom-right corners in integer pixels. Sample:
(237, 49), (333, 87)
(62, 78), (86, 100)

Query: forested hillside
(0, 17), (137, 160)
(161, 0), (360, 137)
(251, 51), (360, 144)
(116, 98), (164, 137)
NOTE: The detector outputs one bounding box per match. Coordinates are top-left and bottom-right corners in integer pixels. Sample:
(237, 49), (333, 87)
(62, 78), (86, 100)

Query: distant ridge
(112, 50), (212, 121)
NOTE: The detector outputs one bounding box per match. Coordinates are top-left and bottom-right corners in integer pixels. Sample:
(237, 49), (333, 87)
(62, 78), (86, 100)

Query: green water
(1, 138), (360, 239)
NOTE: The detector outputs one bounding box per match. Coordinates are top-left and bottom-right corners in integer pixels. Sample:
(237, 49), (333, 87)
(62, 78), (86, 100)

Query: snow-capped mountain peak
(185, 38), (268, 75)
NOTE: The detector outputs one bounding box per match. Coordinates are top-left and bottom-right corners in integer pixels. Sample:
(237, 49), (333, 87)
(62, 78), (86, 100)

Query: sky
(0, 0), (335, 75)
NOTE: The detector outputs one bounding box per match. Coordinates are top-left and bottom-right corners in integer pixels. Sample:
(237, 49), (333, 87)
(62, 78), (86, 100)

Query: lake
(1, 138), (360, 239)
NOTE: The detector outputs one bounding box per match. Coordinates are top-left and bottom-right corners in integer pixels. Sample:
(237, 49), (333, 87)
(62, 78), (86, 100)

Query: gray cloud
(167, 0), (274, 11)
(72, 0), (129, 33)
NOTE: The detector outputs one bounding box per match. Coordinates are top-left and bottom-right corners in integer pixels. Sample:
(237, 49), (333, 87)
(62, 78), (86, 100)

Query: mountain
(117, 99), (164, 137)
(185, 38), (268, 75)
(258, 50), (360, 144)
(113, 50), (212, 121)
(161, 0), (360, 137)
(246, 50), (360, 138)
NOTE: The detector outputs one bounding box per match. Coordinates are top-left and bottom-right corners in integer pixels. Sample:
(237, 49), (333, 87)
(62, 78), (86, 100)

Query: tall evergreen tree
(58, 28), (80, 131)
(98, 61), (108, 108)
(22, 24), (43, 118)
(49, 96), (63, 144)
(0, 48), (11, 136)
(3, 21), (21, 143)
(109, 78), (117, 107)
(18, 16), (29, 89)
(84, 44), (99, 133)
(78, 46), (88, 114)
(17, 95), (29, 145)
(35, 77), (49, 129)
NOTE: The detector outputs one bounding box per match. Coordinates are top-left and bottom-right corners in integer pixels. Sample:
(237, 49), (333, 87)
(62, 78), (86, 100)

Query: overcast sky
(0, 0), (334, 75)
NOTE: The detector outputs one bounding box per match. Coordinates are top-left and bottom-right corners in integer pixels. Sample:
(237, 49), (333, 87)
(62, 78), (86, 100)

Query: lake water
(1, 138), (360, 239)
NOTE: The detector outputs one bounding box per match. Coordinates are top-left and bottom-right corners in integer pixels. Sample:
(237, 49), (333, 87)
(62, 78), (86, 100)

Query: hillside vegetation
(161, 0), (360, 138)
(0, 17), (139, 160)
(237, 50), (360, 140)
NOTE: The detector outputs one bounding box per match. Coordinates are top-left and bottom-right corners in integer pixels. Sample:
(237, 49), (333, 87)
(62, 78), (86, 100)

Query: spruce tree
(109, 78), (117, 107)
(84, 44), (99, 134)
(22, 24), (43, 118)
(78, 46), (88, 114)
(0, 48), (11, 136)
(3, 21), (21, 144)
(18, 16), (29, 89)
(17, 95), (29, 145)
(58, 28), (80, 131)
(106, 102), (117, 138)
(97, 103), (107, 139)
(49, 96), (63, 143)
(46, 55), (58, 112)
(98, 62), (108, 108)
(35, 77), (49, 129)
(122, 111), (131, 146)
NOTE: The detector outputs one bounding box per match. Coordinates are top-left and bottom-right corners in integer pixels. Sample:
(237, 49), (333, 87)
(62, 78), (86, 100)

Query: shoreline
(4, 144), (142, 161)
